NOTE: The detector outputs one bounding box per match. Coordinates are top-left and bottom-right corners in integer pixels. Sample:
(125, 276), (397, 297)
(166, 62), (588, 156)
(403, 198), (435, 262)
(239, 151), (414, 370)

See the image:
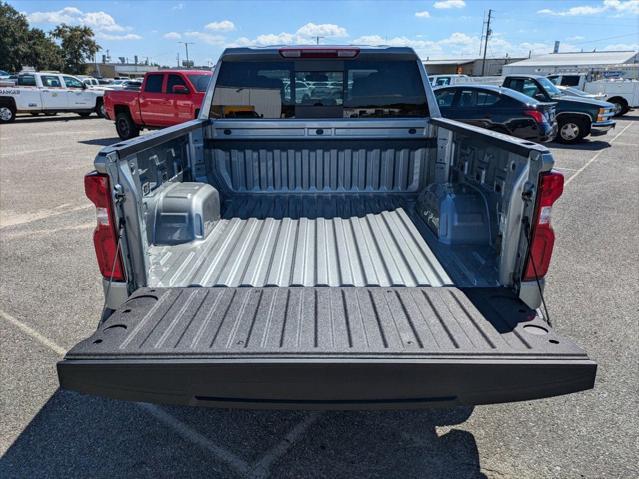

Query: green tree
(25, 28), (64, 71)
(51, 24), (100, 74)
(0, 1), (30, 71)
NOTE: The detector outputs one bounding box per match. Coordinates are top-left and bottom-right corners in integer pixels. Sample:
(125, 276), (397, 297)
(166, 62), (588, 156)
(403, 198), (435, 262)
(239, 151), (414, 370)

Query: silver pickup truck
(58, 46), (596, 409)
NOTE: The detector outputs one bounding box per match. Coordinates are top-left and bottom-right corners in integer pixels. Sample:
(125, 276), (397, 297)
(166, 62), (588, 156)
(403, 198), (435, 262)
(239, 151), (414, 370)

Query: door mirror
(534, 93), (547, 102)
(172, 85), (189, 94)
(82, 82), (88, 90)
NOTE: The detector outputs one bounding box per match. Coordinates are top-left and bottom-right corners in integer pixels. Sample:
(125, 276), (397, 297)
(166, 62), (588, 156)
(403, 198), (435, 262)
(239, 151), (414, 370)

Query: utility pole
(178, 42), (195, 66)
(315, 36), (324, 45)
(177, 52), (180, 68)
(480, 9), (493, 76)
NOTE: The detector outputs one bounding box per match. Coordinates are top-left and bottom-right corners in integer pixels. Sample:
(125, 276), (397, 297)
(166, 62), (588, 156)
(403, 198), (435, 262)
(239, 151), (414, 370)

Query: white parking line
(0, 204), (93, 229)
(248, 412), (322, 479)
(138, 403), (250, 476)
(564, 122), (634, 187)
(0, 308), (251, 477)
(0, 309), (66, 356)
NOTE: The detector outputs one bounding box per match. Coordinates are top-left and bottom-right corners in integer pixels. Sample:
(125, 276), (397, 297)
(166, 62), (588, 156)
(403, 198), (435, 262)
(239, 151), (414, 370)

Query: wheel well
(557, 112), (592, 126)
(114, 104), (131, 117)
(607, 96), (628, 106)
(0, 96), (17, 110)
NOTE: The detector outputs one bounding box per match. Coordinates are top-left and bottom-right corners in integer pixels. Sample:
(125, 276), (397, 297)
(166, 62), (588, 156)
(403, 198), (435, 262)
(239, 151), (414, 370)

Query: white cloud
(538, 0), (639, 16)
(205, 20), (236, 32)
(604, 42), (639, 50)
(296, 23), (348, 38)
(351, 32), (571, 59)
(96, 32), (143, 41)
(28, 7), (126, 31)
(163, 32), (182, 40)
(227, 23), (348, 47)
(172, 3), (184, 10)
(184, 31), (225, 45)
(415, 11), (431, 18)
(433, 0), (466, 9)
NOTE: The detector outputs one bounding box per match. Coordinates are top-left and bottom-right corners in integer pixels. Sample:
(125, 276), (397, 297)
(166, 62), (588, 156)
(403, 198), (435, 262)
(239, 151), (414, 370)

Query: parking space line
(0, 308), (251, 478)
(248, 412), (322, 479)
(0, 309), (67, 356)
(564, 122), (634, 187)
(0, 204), (93, 229)
(0, 145), (74, 157)
(138, 403), (250, 476)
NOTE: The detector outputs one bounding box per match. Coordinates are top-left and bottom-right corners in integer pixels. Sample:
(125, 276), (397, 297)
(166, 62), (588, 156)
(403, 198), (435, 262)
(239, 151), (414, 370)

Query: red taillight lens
(523, 109), (545, 124)
(84, 172), (125, 281)
(523, 171), (564, 281)
(279, 47), (359, 58)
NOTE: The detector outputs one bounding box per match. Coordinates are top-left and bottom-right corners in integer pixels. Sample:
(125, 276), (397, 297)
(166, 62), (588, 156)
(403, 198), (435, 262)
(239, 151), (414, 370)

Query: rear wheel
(96, 99), (106, 118)
(0, 104), (16, 123)
(115, 112), (140, 140)
(556, 117), (589, 144)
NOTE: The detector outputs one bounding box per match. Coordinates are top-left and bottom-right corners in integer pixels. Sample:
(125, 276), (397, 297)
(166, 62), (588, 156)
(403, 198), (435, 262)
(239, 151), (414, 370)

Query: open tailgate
(58, 287), (596, 409)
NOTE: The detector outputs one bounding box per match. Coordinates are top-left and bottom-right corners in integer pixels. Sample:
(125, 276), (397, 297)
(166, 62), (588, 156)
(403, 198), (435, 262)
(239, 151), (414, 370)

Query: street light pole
(178, 42), (195, 66)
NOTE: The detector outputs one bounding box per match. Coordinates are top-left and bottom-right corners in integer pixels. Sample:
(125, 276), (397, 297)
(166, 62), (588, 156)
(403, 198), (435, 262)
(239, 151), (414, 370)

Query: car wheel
(115, 112), (140, 140)
(0, 104), (16, 123)
(609, 99), (629, 117)
(557, 118), (588, 144)
(96, 100), (106, 119)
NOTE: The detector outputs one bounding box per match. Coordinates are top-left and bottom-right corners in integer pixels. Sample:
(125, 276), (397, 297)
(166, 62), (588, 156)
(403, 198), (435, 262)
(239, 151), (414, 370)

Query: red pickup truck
(104, 69), (212, 139)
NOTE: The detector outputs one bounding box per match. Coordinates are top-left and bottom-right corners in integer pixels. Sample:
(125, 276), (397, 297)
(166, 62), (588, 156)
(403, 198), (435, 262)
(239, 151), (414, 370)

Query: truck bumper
(58, 286), (596, 409)
(590, 120), (615, 136)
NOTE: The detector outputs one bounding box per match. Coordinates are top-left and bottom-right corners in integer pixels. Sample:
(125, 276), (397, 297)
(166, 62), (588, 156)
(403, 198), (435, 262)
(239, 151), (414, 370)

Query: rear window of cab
(210, 60), (428, 119)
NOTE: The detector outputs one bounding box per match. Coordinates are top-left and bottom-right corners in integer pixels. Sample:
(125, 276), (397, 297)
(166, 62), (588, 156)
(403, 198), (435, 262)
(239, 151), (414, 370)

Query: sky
(10, 0), (639, 67)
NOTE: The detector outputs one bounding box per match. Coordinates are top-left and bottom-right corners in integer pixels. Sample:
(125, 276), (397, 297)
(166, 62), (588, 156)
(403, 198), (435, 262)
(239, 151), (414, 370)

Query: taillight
(523, 109), (545, 124)
(523, 171), (564, 281)
(279, 47), (360, 58)
(84, 172), (125, 281)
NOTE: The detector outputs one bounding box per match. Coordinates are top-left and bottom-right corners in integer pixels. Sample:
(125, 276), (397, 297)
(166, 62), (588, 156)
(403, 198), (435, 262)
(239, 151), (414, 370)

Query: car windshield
(187, 74), (211, 92)
(537, 77), (562, 96)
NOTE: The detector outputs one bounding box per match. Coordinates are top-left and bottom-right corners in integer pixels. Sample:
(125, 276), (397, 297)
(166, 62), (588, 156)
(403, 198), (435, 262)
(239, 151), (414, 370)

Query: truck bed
(147, 195), (452, 288)
(58, 286), (596, 409)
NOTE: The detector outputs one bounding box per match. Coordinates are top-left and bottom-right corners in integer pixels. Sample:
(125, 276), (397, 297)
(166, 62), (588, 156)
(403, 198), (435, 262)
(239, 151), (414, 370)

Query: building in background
(84, 61), (159, 79)
(422, 57), (525, 76)
(502, 51), (639, 77)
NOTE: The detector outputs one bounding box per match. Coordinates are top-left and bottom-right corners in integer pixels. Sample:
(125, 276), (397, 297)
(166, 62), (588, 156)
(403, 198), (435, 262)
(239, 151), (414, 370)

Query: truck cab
(502, 75), (615, 143)
(0, 72), (105, 122)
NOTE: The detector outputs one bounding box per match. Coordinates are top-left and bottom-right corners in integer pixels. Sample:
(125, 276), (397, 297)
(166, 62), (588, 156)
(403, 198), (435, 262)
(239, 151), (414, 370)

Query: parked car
(556, 85), (606, 101)
(58, 46), (596, 409)
(501, 75), (616, 143)
(104, 69), (212, 139)
(433, 84), (557, 143)
(429, 74), (470, 87)
(546, 73), (637, 117)
(0, 72), (105, 122)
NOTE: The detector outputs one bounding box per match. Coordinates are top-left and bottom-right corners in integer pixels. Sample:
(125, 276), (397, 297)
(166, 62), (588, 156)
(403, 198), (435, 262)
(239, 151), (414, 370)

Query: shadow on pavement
(549, 139), (611, 151)
(0, 390), (484, 479)
(78, 137), (121, 146)
(10, 115), (97, 124)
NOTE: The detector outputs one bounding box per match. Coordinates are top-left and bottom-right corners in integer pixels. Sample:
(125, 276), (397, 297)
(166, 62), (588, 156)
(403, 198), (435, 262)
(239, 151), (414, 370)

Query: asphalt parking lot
(1, 112), (637, 479)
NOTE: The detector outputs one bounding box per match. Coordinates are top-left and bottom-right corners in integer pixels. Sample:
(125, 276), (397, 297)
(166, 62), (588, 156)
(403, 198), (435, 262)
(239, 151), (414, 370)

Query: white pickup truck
(0, 72), (106, 123)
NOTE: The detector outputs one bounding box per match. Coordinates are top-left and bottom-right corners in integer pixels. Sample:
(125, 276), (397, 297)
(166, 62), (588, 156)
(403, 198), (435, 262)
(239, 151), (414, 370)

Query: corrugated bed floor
(147, 195), (453, 288)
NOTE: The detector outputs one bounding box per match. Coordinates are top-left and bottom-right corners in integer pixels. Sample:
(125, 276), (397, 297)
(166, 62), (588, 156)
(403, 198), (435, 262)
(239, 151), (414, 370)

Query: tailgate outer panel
(58, 287), (596, 409)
